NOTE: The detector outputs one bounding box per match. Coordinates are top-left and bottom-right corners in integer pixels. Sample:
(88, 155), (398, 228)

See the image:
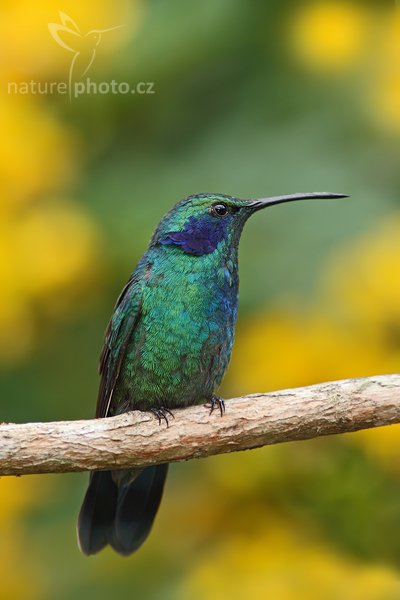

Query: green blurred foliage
(1, 0), (400, 598)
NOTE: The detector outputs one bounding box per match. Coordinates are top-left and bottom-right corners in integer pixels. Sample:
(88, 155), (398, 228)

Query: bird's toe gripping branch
(150, 406), (175, 427)
(205, 395), (226, 417)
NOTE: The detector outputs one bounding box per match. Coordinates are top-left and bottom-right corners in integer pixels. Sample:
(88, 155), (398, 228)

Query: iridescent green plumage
(98, 194), (248, 416)
(78, 190), (347, 556)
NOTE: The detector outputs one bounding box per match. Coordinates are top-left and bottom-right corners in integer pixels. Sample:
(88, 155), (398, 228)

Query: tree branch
(1, 374), (399, 476)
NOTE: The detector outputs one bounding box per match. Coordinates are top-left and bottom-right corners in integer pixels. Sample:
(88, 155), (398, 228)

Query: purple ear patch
(160, 216), (227, 256)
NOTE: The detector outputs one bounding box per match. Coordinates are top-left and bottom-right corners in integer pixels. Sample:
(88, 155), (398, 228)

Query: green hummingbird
(77, 190), (346, 556)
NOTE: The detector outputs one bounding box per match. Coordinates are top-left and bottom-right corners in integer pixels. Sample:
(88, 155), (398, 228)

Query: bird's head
(85, 25), (124, 46)
(151, 192), (347, 257)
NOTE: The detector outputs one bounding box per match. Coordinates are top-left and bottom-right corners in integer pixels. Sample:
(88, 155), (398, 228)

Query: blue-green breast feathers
(96, 193), (248, 416)
(97, 244), (238, 415)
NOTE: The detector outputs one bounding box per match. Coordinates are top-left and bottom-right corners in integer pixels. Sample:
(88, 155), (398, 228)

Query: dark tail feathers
(77, 464), (168, 556)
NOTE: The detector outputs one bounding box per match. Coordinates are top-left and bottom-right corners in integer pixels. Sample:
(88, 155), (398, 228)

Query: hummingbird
(77, 190), (347, 556)
(48, 12), (122, 99)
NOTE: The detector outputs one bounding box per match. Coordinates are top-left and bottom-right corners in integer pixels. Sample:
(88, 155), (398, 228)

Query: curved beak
(249, 192), (349, 212)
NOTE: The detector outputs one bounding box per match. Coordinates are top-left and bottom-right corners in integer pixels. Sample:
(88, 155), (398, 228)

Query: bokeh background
(1, 0), (400, 598)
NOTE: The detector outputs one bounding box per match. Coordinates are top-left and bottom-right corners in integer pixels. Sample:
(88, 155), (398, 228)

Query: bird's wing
(96, 272), (144, 418)
(59, 12), (81, 34)
(48, 22), (81, 53)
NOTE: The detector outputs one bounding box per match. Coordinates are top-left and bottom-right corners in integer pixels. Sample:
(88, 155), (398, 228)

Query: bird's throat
(159, 215), (228, 256)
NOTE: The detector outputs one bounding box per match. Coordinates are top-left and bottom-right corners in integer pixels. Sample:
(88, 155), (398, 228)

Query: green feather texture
(97, 193), (254, 416)
(78, 190), (345, 555)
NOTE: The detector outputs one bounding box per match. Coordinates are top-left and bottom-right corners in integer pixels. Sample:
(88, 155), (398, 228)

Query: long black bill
(249, 192), (348, 212)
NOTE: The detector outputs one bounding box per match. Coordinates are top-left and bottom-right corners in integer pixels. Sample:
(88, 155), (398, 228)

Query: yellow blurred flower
(0, 298), (35, 363)
(367, 12), (400, 132)
(289, 6), (400, 135)
(0, 476), (49, 525)
(323, 215), (400, 466)
(371, 71), (400, 133)
(0, 95), (75, 212)
(228, 309), (392, 395)
(324, 214), (400, 342)
(0, 476), (50, 599)
(0, 0), (139, 81)
(0, 1), (121, 364)
(14, 200), (100, 300)
(180, 519), (400, 600)
(0, 200), (101, 364)
(351, 425), (400, 471)
(289, 2), (369, 73)
(0, 537), (45, 600)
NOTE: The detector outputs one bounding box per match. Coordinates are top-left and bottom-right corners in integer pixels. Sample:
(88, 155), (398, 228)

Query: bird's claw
(150, 406), (174, 427)
(205, 395), (225, 417)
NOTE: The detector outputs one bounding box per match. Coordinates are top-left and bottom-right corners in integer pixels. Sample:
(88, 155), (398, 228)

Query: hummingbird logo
(48, 12), (123, 99)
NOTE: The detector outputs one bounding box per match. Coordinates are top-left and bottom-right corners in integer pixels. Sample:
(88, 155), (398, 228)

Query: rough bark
(0, 374), (399, 476)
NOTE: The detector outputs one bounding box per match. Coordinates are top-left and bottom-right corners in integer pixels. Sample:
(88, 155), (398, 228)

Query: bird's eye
(210, 202), (229, 217)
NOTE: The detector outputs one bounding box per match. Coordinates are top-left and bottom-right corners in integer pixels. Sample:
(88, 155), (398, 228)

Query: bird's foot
(205, 395), (225, 417)
(150, 406), (174, 427)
